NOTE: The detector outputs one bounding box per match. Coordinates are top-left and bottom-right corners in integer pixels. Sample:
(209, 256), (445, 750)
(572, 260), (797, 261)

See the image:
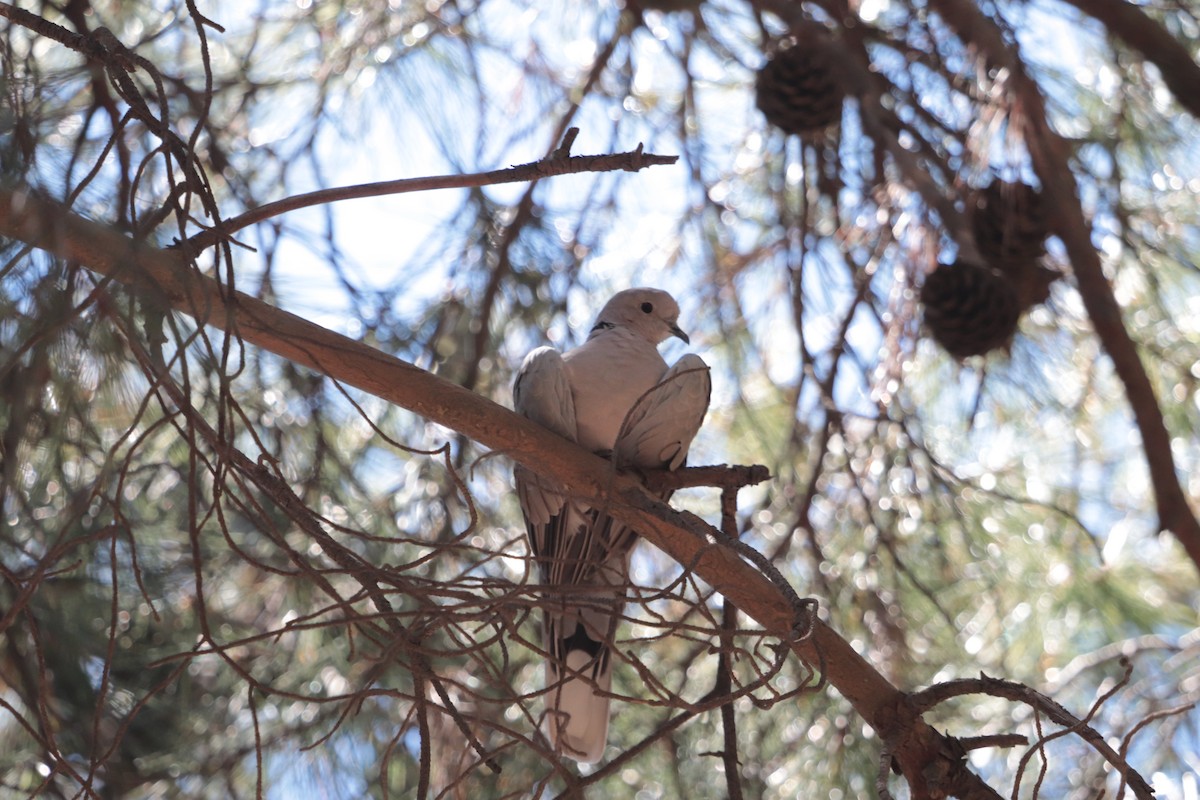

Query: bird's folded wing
(614, 353), (712, 471)
(513, 347), (577, 527)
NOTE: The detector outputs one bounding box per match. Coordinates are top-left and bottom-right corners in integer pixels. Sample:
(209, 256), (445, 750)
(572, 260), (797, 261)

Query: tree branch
(640, 464), (772, 494)
(0, 187), (1001, 798)
(182, 138), (676, 251)
(0, 3), (136, 69)
(1058, 0), (1200, 121)
(926, 0), (1200, 576)
(907, 673), (1154, 799)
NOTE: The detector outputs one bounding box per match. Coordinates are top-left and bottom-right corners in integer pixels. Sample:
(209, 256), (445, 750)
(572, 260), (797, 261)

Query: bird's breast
(564, 340), (667, 453)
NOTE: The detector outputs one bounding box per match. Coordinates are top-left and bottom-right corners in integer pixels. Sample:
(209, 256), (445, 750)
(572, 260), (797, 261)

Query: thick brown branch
(1059, 0), (1200, 121)
(0, 187), (995, 798)
(182, 143), (677, 251)
(926, 0), (1200, 576)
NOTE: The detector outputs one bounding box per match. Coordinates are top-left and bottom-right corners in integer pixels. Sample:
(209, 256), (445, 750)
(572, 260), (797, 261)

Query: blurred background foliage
(1, 0), (1198, 797)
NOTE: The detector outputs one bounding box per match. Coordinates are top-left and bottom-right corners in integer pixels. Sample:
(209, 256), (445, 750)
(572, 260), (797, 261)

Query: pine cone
(971, 180), (1048, 265)
(921, 261), (1021, 358)
(756, 40), (844, 135)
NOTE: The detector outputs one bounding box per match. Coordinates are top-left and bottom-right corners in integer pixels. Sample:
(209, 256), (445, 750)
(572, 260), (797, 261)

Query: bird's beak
(670, 324), (690, 344)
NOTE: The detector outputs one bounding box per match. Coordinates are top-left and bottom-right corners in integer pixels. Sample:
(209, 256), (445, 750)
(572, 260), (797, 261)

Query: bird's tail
(544, 619), (614, 763)
(543, 551), (628, 763)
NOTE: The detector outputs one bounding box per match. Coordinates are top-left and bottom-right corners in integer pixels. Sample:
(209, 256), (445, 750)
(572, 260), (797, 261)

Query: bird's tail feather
(541, 519), (630, 763)
(545, 639), (612, 764)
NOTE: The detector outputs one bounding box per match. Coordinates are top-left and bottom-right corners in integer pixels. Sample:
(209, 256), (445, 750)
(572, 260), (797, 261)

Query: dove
(513, 287), (711, 763)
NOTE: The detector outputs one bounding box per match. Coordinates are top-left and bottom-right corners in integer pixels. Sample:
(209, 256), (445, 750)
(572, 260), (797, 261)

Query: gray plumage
(513, 288), (711, 763)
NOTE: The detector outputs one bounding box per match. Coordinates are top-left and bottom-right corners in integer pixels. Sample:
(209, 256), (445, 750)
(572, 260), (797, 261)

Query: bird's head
(591, 288), (690, 345)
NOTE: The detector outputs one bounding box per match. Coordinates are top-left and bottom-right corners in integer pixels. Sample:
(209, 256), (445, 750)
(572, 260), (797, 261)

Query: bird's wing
(614, 353), (712, 472)
(512, 346), (576, 528)
(514, 346), (617, 762)
(512, 345), (610, 604)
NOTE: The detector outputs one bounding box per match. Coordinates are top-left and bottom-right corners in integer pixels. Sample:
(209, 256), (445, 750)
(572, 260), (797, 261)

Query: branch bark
(180, 132), (673, 252)
(908, 674), (1153, 799)
(0, 187), (997, 796)
(926, 0), (1200, 576)
(1058, 0), (1200, 122)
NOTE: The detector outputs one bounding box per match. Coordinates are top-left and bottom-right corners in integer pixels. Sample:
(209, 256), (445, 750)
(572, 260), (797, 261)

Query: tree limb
(640, 464), (772, 493)
(1058, 0), (1200, 121)
(907, 673), (1154, 799)
(0, 186), (1010, 797)
(927, 0), (1200, 576)
(181, 140), (676, 251)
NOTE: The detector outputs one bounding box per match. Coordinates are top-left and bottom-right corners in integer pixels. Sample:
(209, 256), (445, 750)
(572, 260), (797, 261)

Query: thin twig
(640, 464), (772, 494)
(716, 487), (745, 800)
(182, 143), (677, 251)
(959, 734), (1028, 751)
(907, 672), (1154, 799)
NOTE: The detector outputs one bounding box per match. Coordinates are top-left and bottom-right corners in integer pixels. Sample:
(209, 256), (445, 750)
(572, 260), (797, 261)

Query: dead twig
(182, 132), (677, 252)
(640, 464), (772, 494)
(900, 671), (1154, 799)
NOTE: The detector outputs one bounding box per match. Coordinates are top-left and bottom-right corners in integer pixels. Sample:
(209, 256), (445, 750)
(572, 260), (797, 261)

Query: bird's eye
(641, 302), (654, 314)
